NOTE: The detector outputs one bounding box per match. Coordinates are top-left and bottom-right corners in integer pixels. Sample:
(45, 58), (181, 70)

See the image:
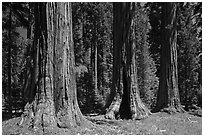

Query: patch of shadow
(2, 111), (22, 121)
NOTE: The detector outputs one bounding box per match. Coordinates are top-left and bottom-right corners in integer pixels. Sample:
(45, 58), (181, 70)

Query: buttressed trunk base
(19, 2), (89, 132)
(154, 3), (184, 114)
(105, 2), (151, 120)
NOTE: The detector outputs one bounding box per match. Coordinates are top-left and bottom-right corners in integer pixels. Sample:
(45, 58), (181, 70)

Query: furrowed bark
(105, 2), (150, 120)
(155, 3), (184, 113)
(20, 2), (88, 132)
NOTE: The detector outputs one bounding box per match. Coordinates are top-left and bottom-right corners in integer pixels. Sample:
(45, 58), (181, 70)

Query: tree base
(131, 106), (151, 120)
(104, 97), (151, 120)
(152, 105), (185, 114)
(161, 106), (185, 114)
(105, 108), (151, 120)
(18, 99), (57, 132)
(18, 100), (91, 133)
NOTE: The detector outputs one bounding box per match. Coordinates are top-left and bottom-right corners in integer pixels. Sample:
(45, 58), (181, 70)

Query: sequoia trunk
(105, 2), (150, 120)
(155, 3), (184, 113)
(20, 2), (87, 132)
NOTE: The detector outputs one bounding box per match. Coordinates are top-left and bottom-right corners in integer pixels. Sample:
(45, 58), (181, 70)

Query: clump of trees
(72, 3), (113, 114)
(2, 2), (202, 133)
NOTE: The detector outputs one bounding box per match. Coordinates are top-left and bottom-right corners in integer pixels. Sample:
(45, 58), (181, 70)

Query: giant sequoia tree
(155, 3), (184, 113)
(20, 2), (88, 131)
(105, 2), (151, 120)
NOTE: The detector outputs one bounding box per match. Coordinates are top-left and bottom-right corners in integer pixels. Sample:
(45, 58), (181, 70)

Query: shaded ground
(2, 111), (202, 135)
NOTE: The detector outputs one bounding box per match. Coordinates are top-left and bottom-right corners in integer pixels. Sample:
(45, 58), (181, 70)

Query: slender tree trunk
(20, 2), (88, 132)
(90, 21), (99, 111)
(184, 61), (188, 110)
(101, 45), (106, 100)
(105, 2), (150, 120)
(8, 2), (12, 116)
(27, 3), (32, 39)
(184, 46), (189, 111)
(155, 3), (184, 113)
(94, 22), (98, 108)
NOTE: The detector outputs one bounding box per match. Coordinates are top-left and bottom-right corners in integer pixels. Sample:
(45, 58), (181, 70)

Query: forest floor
(2, 110), (202, 135)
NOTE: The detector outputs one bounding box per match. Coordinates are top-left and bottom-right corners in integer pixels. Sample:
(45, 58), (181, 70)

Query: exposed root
(104, 111), (116, 120)
(18, 102), (34, 126)
(105, 106), (151, 120)
(161, 107), (185, 114)
(132, 106), (152, 120)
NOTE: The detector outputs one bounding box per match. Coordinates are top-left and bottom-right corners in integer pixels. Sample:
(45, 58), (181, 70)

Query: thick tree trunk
(20, 2), (88, 132)
(155, 3), (184, 113)
(105, 2), (150, 120)
(49, 3), (86, 128)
